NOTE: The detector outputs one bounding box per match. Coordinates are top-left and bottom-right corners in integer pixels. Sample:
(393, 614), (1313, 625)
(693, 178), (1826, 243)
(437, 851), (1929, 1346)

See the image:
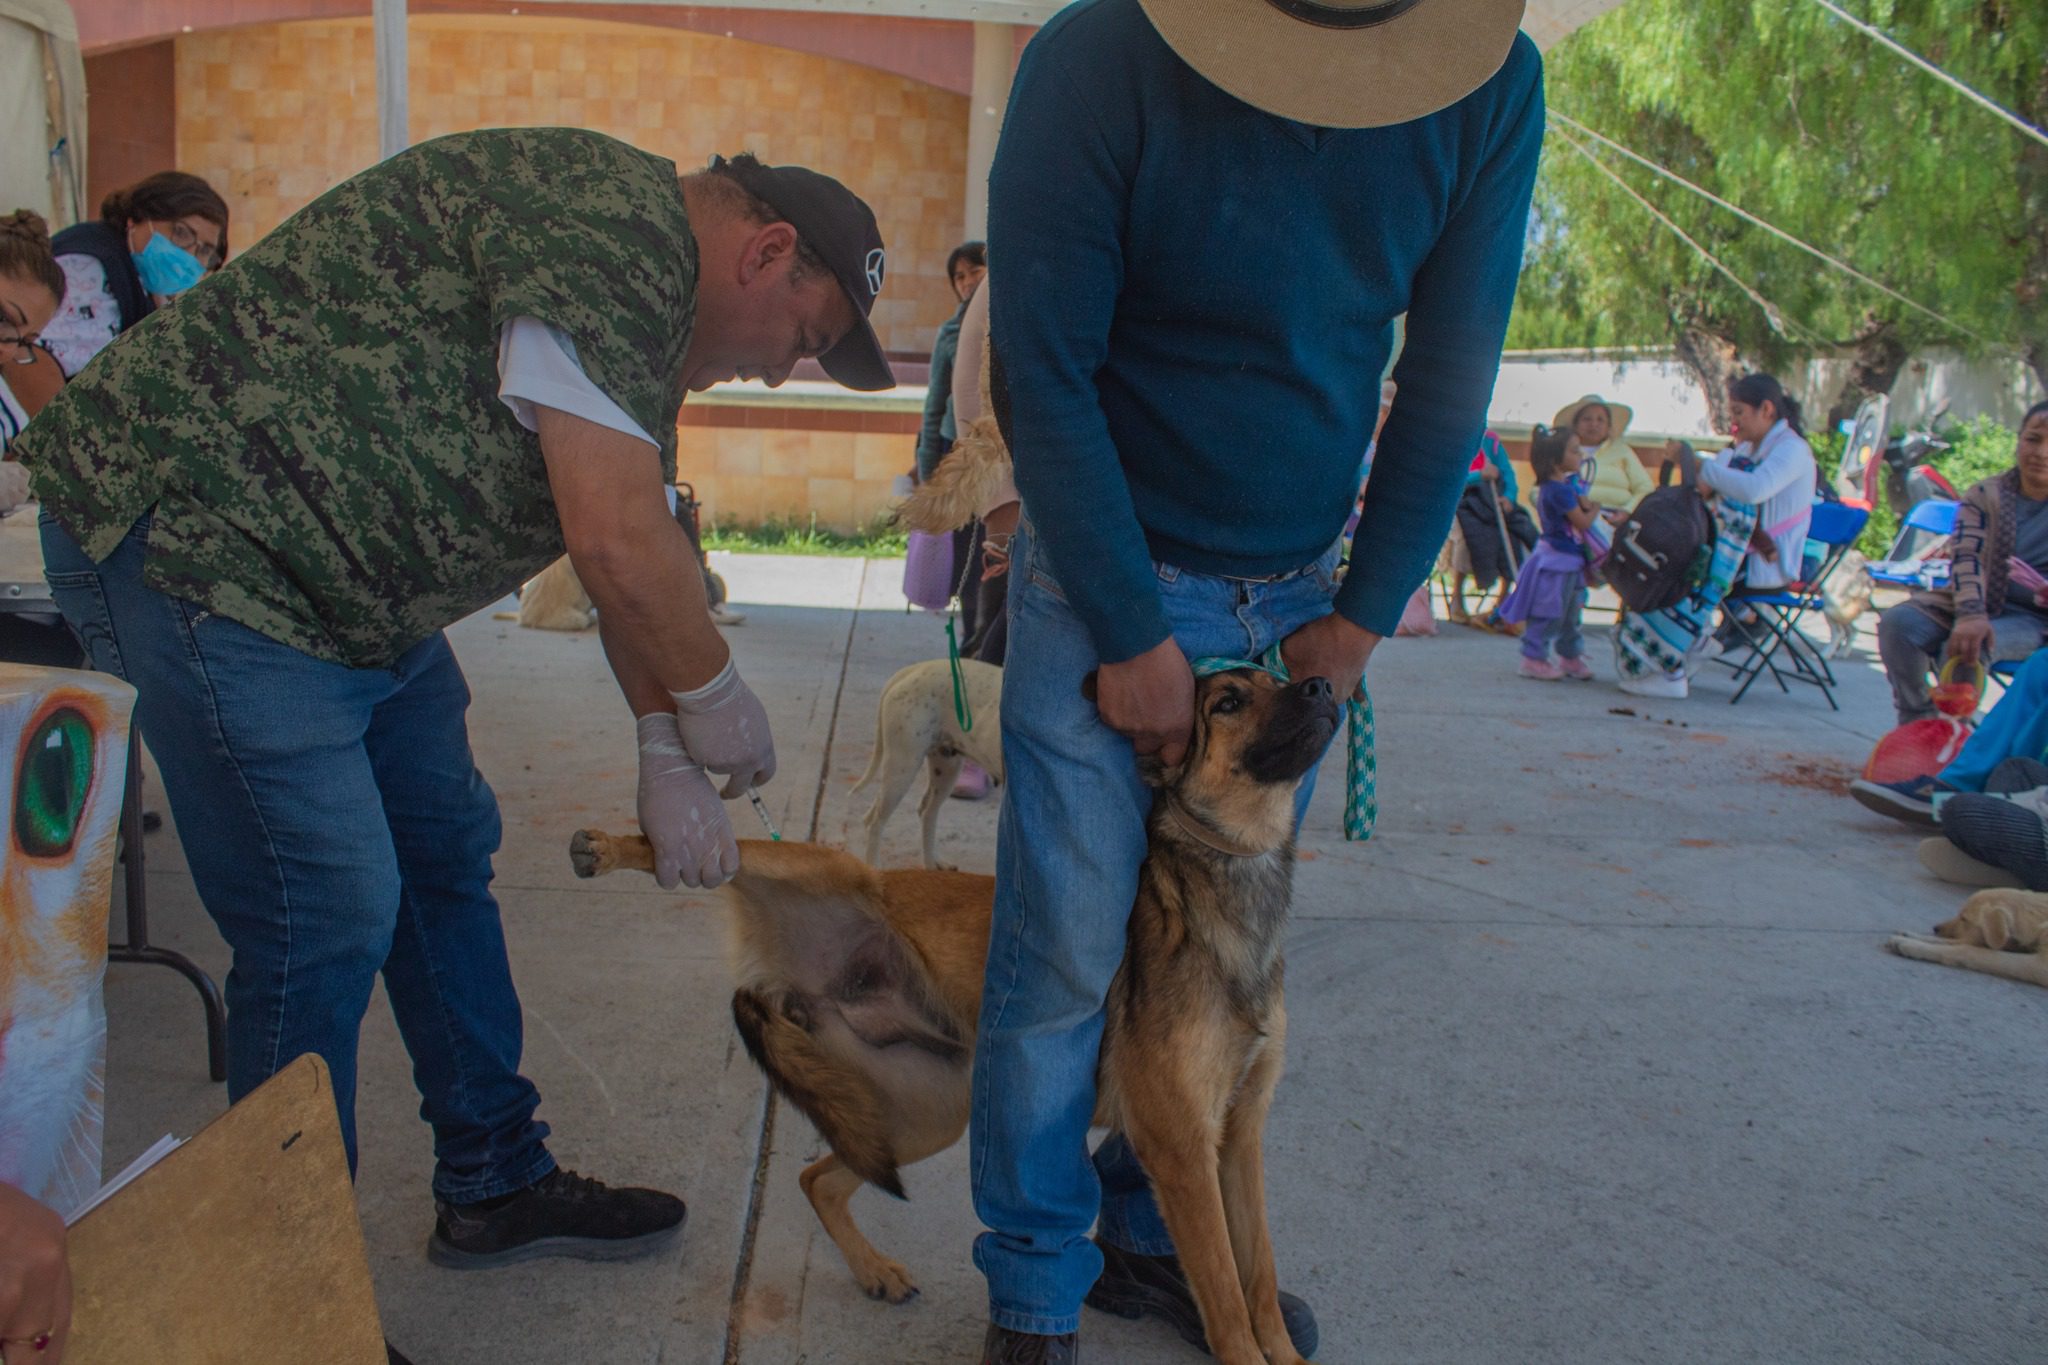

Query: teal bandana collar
(1188, 644), (1376, 843)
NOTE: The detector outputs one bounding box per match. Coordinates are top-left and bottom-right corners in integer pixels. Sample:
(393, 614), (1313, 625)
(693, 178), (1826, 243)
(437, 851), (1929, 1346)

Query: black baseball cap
(711, 155), (895, 391)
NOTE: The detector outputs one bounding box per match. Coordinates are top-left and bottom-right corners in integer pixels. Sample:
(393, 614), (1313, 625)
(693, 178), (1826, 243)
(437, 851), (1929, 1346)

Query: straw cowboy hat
(1138, 0), (1528, 129)
(1552, 393), (1634, 438)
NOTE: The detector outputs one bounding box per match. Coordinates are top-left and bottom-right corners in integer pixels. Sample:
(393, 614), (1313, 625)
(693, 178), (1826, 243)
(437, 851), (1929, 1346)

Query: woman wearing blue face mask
(44, 172), (228, 377)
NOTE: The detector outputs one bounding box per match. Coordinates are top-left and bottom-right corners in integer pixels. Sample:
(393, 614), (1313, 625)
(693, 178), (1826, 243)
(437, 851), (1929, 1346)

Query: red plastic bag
(1862, 659), (1981, 783)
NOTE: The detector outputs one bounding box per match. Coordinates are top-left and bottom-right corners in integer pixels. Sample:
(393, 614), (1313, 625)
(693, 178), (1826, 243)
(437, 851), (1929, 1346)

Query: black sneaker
(427, 1167), (685, 1269)
(386, 1344), (414, 1365)
(982, 1323), (1081, 1364)
(1085, 1236), (1318, 1359)
(1850, 774), (1948, 828)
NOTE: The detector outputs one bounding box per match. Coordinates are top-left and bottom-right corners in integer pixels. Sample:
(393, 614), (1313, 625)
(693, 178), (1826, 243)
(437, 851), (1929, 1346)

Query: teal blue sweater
(988, 0), (1545, 661)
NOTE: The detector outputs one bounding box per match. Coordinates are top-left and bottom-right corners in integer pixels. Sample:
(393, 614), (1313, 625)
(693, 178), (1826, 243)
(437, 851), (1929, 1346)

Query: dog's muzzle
(1241, 677), (1343, 785)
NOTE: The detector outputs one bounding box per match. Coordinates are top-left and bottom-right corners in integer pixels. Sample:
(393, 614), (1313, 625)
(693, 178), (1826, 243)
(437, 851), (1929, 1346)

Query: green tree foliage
(1511, 0), (2048, 422)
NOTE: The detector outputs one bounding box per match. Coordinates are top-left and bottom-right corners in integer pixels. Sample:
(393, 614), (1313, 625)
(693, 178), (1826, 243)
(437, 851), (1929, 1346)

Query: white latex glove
(636, 713), (739, 889)
(670, 659), (776, 798)
(0, 462), (29, 512)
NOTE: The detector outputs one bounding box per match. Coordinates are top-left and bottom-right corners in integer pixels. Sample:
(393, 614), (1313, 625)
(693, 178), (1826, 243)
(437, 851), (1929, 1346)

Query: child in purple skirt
(1497, 424), (1597, 680)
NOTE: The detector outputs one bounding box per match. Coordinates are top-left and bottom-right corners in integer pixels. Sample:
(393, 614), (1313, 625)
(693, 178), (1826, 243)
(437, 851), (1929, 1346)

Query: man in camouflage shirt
(21, 129), (894, 1280)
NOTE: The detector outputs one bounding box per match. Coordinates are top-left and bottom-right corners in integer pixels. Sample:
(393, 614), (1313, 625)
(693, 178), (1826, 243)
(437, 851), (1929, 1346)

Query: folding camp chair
(1867, 498), (1958, 590)
(1715, 500), (1871, 710)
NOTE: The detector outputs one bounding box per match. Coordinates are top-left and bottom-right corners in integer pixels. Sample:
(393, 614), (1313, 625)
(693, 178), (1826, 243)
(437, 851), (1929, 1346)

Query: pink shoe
(950, 761), (994, 801)
(1558, 655), (1594, 681)
(1519, 657), (1563, 681)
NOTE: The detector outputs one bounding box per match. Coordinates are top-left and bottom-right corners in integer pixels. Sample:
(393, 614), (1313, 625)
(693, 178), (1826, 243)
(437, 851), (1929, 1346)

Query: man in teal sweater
(972, 1), (1543, 1361)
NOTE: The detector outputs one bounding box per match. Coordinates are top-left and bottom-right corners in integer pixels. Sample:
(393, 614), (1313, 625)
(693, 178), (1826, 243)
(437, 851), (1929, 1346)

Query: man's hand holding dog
(1097, 638), (1197, 768)
(636, 713), (740, 889)
(1282, 611), (1377, 705)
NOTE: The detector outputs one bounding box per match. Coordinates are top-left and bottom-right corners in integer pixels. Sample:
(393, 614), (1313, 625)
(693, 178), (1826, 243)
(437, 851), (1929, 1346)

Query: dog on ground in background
(1886, 887), (2048, 988)
(1822, 550), (1873, 659)
(569, 665), (1338, 1365)
(492, 555), (595, 631)
(847, 658), (1004, 868)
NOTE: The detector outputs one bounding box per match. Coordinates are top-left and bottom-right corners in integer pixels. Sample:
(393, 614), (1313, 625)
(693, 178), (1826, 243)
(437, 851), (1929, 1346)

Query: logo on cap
(865, 248), (886, 299)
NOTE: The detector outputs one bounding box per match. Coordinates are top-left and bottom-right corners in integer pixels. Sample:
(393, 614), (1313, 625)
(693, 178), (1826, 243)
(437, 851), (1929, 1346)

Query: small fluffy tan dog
(1822, 550), (1873, 659)
(492, 555), (594, 631)
(1886, 888), (2048, 988)
(847, 658), (1003, 868)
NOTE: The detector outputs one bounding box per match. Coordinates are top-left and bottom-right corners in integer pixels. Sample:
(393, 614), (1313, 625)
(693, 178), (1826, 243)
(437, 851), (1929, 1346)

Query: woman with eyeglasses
(0, 209), (67, 509)
(43, 172), (228, 378)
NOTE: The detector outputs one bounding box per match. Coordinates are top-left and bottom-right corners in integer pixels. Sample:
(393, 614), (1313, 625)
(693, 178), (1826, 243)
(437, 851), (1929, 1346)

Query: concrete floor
(101, 557), (2048, 1365)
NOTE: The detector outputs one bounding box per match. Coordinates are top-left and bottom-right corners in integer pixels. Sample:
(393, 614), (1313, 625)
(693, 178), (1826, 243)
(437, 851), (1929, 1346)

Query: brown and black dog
(570, 665), (1338, 1365)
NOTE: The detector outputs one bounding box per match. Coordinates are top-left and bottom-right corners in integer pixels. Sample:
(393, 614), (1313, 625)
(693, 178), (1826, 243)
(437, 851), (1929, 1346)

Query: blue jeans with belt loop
(40, 512), (555, 1202)
(970, 518), (1339, 1335)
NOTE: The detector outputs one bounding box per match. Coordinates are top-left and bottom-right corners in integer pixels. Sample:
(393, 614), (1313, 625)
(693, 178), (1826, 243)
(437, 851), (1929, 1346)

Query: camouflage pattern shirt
(20, 128), (698, 668)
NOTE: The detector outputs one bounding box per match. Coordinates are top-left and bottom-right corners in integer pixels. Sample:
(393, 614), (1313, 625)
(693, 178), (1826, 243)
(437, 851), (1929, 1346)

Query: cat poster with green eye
(0, 662), (136, 1219)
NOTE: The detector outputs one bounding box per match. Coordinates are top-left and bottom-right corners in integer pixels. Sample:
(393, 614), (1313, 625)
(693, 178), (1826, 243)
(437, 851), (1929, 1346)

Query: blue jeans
(42, 513), (553, 1201)
(1877, 602), (2048, 724)
(970, 519), (1337, 1335)
(1940, 648), (2048, 793)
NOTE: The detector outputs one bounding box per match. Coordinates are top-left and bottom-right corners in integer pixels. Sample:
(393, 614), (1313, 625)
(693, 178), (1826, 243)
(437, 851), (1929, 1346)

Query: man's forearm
(599, 618), (676, 718)
(571, 519), (727, 703)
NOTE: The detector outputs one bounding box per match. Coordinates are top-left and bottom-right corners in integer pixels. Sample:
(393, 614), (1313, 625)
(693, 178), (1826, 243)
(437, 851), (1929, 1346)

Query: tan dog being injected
(846, 657), (1004, 868)
(1887, 888), (2048, 988)
(570, 665), (1339, 1365)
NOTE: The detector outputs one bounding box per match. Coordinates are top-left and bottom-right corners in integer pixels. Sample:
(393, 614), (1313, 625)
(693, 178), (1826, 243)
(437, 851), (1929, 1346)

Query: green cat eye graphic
(15, 708), (94, 859)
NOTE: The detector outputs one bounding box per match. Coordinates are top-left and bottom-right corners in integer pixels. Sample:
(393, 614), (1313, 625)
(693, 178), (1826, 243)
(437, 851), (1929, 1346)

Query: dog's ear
(1978, 903), (2016, 952)
(1081, 670), (1099, 703)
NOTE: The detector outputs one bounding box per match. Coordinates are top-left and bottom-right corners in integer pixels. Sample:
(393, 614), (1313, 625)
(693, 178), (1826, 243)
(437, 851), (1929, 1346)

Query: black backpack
(1607, 446), (1715, 614)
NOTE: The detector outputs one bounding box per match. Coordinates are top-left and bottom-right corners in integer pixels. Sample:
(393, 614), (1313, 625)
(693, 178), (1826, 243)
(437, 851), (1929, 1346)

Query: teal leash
(945, 614), (974, 733)
(1189, 644), (1376, 842)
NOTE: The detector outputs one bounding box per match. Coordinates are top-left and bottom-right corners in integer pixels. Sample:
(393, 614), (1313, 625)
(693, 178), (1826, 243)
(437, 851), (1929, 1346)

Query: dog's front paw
(856, 1256), (921, 1305)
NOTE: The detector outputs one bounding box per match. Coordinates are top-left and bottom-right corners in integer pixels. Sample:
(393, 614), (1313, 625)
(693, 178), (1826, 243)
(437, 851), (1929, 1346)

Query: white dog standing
(849, 658), (1003, 867)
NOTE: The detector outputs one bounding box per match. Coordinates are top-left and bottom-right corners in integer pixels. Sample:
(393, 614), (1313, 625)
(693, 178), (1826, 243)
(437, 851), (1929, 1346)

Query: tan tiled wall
(680, 405), (919, 533)
(174, 15), (969, 352)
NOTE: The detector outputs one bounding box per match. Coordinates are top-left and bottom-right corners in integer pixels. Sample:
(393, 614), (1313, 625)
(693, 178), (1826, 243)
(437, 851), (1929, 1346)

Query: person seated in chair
(1875, 400), (2048, 725)
(1444, 428), (1536, 627)
(1556, 392), (1651, 518)
(1697, 374), (1816, 658)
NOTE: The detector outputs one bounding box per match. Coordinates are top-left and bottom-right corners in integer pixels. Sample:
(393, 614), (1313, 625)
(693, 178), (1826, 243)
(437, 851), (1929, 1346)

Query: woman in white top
(1700, 373), (1816, 590)
(44, 172), (227, 377)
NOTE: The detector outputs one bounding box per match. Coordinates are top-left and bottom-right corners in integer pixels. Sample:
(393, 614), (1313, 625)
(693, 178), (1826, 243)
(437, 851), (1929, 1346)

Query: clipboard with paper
(63, 1053), (386, 1364)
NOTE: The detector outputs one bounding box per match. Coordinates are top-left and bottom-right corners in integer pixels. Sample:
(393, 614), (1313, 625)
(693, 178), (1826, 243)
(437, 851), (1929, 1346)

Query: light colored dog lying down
(1886, 887), (2048, 988)
(847, 658), (1003, 868)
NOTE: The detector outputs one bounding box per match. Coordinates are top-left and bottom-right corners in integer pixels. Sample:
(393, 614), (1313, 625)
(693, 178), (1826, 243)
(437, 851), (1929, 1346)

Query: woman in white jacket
(1699, 374), (1817, 591)
(1614, 374), (1816, 700)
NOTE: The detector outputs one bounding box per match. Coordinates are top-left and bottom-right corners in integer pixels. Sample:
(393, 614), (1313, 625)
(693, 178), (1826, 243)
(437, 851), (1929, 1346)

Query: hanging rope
(1805, 0), (2048, 151)
(1549, 109), (1995, 346)
(1551, 126), (1826, 345)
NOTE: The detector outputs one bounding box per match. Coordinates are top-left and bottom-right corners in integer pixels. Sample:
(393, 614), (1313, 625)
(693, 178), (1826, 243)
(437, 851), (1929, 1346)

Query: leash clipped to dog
(944, 615), (974, 733)
(1190, 645), (1376, 842)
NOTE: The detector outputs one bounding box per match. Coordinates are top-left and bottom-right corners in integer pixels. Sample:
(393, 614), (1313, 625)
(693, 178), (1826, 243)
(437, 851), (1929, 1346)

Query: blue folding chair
(1867, 498), (1958, 590)
(1717, 500), (1871, 710)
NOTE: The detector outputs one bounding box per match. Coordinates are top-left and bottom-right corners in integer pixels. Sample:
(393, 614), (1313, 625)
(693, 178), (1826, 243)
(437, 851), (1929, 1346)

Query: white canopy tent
(0, 0), (86, 230)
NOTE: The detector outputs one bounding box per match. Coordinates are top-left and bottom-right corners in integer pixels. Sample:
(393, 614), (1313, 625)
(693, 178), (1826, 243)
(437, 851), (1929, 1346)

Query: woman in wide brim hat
(1138, 0), (1527, 129)
(1554, 392), (1653, 513)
